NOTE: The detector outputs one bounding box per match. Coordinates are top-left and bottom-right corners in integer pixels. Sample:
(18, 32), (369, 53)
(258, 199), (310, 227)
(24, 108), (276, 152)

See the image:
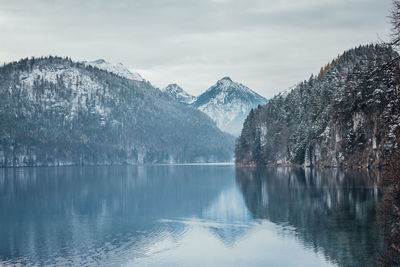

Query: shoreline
(235, 162), (388, 170)
(0, 162), (235, 169)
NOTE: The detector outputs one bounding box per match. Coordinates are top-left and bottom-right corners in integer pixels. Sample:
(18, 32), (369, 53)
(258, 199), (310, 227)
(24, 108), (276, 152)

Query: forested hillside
(0, 56), (234, 166)
(236, 44), (400, 168)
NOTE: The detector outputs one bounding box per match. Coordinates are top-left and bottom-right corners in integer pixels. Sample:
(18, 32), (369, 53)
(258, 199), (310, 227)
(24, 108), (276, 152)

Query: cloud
(0, 0), (393, 98)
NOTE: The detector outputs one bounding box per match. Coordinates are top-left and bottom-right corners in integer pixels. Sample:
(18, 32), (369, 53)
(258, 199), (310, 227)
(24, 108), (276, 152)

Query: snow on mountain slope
(0, 56), (235, 166)
(193, 77), (268, 136)
(84, 59), (144, 81)
(163, 84), (197, 105)
(19, 60), (108, 120)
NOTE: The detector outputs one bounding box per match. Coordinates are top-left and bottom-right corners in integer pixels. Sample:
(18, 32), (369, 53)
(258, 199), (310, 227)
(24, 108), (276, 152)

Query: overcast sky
(0, 0), (393, 98)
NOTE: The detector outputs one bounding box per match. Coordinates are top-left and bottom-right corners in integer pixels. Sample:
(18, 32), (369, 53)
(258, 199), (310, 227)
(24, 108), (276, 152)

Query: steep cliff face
(235, 45), (400, 168)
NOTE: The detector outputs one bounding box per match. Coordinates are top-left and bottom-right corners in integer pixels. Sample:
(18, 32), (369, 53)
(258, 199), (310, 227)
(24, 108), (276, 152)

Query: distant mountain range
(0, 56), (234, 167)
(81, 60), (268, 137)
(80, 60), (268, 137)
(163, 77), (268, 136)
(2, 44), (396, 169)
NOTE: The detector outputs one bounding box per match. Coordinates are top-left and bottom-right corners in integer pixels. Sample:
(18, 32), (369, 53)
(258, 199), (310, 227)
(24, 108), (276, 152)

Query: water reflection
(0, 165), (382, 266)
(236, 167), (382, 266)
(377, 153), (400, 266)
(0, 166), (234, 266)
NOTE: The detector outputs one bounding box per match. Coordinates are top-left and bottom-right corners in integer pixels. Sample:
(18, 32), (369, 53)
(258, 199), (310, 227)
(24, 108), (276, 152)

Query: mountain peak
(92, 59), (107, 64)
(217, 76), (234, 86)
(193, 78), (268, 136)
(163, 83), (197, 105)
(84, 59), (144, 81)
(220, 76), (232, 82)
(164, 83), (181, 91)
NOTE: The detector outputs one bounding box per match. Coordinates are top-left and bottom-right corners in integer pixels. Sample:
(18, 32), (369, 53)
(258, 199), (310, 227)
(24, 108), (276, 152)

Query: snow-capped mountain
(0, 56), (235, 167)
(163, 84), (197, 105)
(192, 77), (268, 136)
(84, 59), (144, 81)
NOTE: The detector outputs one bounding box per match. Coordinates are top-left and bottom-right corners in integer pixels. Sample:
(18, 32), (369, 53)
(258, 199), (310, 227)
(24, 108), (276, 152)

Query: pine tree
(252, 130), (264, 166)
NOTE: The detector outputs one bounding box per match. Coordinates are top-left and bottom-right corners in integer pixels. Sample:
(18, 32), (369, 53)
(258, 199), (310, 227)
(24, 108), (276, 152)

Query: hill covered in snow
(0, 56), (234, 166)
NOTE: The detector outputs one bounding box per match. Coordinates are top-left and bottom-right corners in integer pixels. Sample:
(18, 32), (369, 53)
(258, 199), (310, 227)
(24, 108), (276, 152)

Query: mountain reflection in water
(0, 165), (382, 266)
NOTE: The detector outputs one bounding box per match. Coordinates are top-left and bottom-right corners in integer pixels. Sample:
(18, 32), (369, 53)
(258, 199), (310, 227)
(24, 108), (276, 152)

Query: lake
(0, 165), (382, 266)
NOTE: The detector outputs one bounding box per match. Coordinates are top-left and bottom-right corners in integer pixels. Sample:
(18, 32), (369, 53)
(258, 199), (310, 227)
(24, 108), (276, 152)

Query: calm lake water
(0, 165), (382, 266)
